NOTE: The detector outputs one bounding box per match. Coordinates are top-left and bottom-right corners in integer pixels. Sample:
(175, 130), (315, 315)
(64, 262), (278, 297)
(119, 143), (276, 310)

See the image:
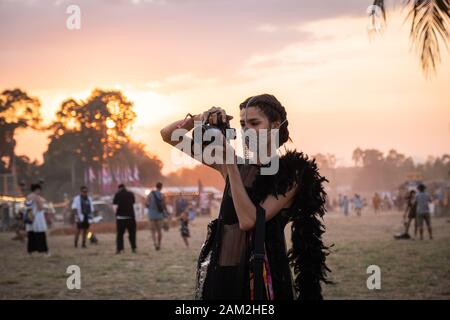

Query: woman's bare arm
(226, 161), (297, 231)
(160, 114), (198, 143)
(160, 108), (231, 179)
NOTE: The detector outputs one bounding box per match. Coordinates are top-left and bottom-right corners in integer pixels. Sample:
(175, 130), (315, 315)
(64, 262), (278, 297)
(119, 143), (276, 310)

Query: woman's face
(239, 106), (270, 131)
(239, 106), (280, 153)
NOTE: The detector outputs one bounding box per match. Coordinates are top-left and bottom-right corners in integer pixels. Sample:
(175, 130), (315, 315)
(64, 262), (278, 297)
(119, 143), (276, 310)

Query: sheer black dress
(195, 150), (330, 300)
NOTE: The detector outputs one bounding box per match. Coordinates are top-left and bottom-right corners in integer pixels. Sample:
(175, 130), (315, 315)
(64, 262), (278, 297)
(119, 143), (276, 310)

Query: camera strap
(176, 113), (195, 129)
(252, 203), (266, 300)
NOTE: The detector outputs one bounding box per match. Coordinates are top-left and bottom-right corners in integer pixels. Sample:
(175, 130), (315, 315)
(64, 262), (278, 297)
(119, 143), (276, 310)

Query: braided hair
(239, 94), (292, 147)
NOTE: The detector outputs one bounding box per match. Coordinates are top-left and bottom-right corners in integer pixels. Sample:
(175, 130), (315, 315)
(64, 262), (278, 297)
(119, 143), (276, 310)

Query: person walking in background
(415, 184), (433, 240)
(25, 184), (50, 256)
(395, 190), (418, 240)
(199, 192), (210, 216)
(1, 203), (10, 232)
(342, 195), (349, 216)
(179, 210), (190, 247)
(372, 193), (381, 213)
(337, 194), (343, 214)
(71, 186), (94, 248)
(331, 197), (338, 213)
(146, 182), (167, 251)
(353, 194), (363, 217)
(12, 203), (26, 242)
(403, 190), (417, 238)
(187, 203), (196, 222)
(175, 193), (188, 217)
(429, 192), (436, 216)
(444, 191), (450, 216)
(113, 184), (137, 254)
(434, 188), (444, 216)
(383, 194), (392, 211)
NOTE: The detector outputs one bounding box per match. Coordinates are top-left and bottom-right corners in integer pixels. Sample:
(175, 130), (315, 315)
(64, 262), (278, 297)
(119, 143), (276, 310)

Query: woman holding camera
(160, 94), (330, 300)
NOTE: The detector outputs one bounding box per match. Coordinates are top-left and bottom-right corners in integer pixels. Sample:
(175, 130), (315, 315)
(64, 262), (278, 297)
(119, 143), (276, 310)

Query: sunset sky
(1, 0), (449, 174)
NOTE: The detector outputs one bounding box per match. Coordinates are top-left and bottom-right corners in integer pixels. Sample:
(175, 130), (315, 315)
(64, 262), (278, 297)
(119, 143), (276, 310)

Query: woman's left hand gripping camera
(193, 107), (236, 149)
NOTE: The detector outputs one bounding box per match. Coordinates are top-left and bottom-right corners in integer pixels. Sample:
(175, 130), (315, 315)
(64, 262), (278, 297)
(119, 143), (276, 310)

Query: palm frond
(373, 0), (387, 20)
(367, 0), (387, 37)
(405, 0), (450, 76)
(371, 0), (450, 77)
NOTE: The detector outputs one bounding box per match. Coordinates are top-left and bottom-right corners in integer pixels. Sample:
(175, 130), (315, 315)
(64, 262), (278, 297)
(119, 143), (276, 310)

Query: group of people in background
(9, 178), (446, 255)
(332, 183), (436, 240)
(70, 181), (194, 254)
(336, 194), (366, 216)
(397, 183), (433, 240)
(6, 182), (54, 256)
(372, 192), (399, 212)
(11, 180), (196, 257)
(333, 185), (448, 220)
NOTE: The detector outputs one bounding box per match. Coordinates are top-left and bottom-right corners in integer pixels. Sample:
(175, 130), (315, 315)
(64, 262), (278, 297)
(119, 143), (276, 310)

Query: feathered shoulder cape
(249, 149), (331, 300)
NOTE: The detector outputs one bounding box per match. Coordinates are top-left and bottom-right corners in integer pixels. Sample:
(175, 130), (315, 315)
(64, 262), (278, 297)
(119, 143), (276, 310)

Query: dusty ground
(0, 210), (449, 299)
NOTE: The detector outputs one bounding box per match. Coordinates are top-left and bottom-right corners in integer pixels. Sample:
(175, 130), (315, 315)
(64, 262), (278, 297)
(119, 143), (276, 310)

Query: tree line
(1, 88), (163, 201)
(1, 88), (449, 201)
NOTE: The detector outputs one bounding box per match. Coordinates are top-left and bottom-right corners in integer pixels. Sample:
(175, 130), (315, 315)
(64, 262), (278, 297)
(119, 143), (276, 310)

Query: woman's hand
(197, 106), (233, 125)
(160, 106), (234, 180)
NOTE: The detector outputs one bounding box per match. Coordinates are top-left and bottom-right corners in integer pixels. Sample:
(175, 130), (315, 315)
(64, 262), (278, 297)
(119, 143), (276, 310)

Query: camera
(192, 110), (236, 149)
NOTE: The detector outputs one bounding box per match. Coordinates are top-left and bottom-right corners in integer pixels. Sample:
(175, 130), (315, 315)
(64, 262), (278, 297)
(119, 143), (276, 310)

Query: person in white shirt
(71, 186), (94, 248)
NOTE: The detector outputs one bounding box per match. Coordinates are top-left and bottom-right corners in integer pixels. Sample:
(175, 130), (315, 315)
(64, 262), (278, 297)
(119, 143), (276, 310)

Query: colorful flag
(133, 165), (140, 182)
(127, 166), (134, 182)
(89, 167), (96, 183)
(114, 167), (121, 183)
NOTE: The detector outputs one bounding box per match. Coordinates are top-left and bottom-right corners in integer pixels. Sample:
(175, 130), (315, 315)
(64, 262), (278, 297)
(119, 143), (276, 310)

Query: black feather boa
(250, 149), (331, 300)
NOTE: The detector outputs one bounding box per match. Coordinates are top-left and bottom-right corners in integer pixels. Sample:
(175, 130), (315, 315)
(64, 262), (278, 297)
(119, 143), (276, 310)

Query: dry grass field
(0, 210), (449, 299)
